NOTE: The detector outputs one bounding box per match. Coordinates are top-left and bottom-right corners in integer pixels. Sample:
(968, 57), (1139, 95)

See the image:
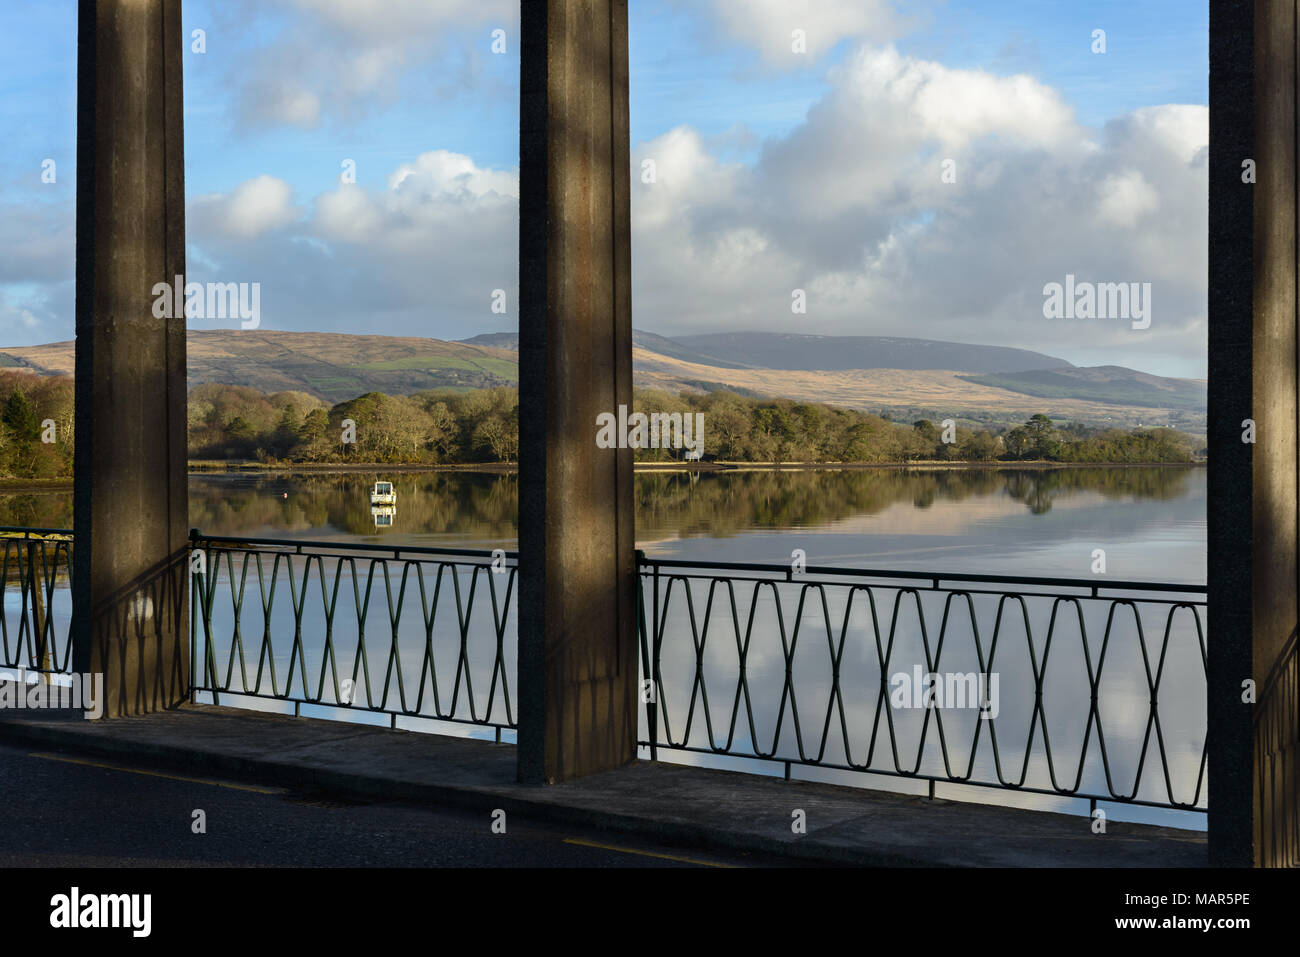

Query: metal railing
(3, 525), (1210, 818)
(189, 531), (518, 736)
(638, 556), (1208, 818)
(1255, 625), (1299, 866)
(0, 527), (74, 676)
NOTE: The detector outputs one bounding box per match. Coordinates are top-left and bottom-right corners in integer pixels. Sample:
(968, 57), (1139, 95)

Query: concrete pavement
(0, 702), (1208, 867)
(0, 740), (797, 867)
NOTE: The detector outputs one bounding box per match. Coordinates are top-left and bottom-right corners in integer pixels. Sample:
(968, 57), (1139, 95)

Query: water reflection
(0, 468), (1201, 550)
(3, 467), (1206, 829)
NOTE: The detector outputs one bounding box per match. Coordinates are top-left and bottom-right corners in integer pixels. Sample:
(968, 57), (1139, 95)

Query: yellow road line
(28, 752), (285, 795)
(562, 836), (734, 868)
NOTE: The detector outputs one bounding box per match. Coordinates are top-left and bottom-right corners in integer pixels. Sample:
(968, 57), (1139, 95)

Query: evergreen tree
(3, 389), (40, 441)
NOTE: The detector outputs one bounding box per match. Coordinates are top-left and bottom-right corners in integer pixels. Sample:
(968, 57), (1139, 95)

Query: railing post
(634, 552), (657, 762)
(27, 540), (49, 674)
(651, 559), (660, 761)
(189, 537), (196, 705)
(190, 529), (220, 707)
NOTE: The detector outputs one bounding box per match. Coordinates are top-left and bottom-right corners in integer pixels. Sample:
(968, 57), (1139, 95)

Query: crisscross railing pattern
(638, 557), (1208, 817)
(3, 525), (1210, 818)
(189, 532), (518, 734)
(0, 527), (73, 676)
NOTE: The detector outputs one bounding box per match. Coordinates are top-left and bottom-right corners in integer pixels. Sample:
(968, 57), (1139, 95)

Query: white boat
(370, 481), (396, 506)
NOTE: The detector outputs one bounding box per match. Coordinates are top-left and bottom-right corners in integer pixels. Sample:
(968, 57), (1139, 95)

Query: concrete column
(1210, 0), (1300, 867)
(72, 0), (190, 716)
(1207, 0), (1256, 869)
(1249, 0), (1300, 869)
(517, 0), (637, 783)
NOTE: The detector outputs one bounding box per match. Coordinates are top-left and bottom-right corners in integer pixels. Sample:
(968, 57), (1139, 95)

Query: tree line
(0, 372), (1198, 478)
(187, 384), (519, 464)
(187, 384), (1196, 466)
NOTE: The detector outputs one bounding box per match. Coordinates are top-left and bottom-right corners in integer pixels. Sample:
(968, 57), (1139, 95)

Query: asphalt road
(0, 740), (804, 868)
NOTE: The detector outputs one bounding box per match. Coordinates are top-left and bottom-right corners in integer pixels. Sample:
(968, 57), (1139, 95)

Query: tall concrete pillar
(1248, 0), (1300, 869)
(72, 0), (190, 716)
(1207, 0), (1256, 869)
(517, 0), (638, 783)
(1210, 0), (1300, 867)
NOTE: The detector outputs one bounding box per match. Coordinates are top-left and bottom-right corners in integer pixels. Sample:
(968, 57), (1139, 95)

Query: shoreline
(0, 458), (1207, 495)
(186, 459), (1204, 475)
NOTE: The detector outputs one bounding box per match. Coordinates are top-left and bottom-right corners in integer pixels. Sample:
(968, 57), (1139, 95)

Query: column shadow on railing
(1255, 625), (1299, 866)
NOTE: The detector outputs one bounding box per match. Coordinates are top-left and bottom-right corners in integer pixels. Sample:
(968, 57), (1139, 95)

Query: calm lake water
(0, 466), (1206, 584)
(2, 467), (1207, 828)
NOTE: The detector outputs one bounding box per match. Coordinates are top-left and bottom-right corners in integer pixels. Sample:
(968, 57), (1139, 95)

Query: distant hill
(630, 349), (1203, 432)
(670, 332), (1074, 374)
(958, 366), (1207, 413)
(461, 329), (751, 369)
(2, 330), (519, 403)
(0, 328), (1203, 431)
(458, 332), (518, 350)
(626, 332), (1201, 429)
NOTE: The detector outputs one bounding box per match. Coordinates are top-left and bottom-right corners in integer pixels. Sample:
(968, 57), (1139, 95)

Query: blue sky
(0, 0), (1209, 377)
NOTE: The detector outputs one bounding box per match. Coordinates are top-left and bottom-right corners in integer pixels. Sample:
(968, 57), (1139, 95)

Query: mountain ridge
(667, 331), (1076, 374)
(463, 329), (1074, 374)
(0, 328), (1204, 430)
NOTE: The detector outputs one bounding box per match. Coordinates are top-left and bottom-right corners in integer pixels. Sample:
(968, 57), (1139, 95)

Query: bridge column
(517, 0), (638, 782)
(1210, 0), (1300, 867)
(72, 0), (190, 716)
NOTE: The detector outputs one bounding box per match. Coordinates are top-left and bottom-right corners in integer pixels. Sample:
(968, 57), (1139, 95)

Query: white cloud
(1, 301), (41, 330)
(0, 286), (65, 347)
(227, 0), (519, 130)
(1096, 171), (1160, 229)
(313, 187), (383, 242)
(185, 152), (518, 335)
(265, 88), (322, 128)
(387, 150), (518, 199)
(287, 0), (517, 40)
(755, 47), (1083, 223)
(707, 0), (902, 64)
(190, 175), (302, 240)
(179, 44), (1207, 377)
(627, 46), (1208, 375)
